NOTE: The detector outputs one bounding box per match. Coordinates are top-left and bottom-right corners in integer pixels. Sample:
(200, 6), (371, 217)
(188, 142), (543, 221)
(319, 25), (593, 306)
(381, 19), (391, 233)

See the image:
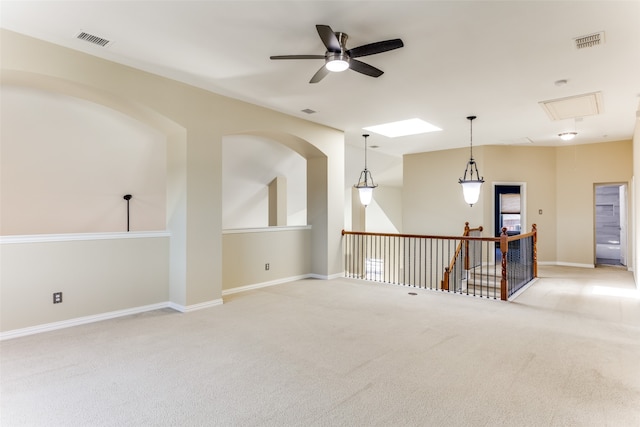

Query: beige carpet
(1, 265), (639, 426)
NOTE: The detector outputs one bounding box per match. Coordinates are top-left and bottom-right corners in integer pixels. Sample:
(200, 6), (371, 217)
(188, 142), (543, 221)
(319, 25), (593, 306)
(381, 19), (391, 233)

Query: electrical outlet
(265, 263), (270, 271)
(53, 292), (63, 304)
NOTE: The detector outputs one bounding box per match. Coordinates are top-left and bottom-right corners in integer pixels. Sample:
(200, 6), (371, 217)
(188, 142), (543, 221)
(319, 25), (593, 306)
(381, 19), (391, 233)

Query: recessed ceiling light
(363, 118), (442, 138)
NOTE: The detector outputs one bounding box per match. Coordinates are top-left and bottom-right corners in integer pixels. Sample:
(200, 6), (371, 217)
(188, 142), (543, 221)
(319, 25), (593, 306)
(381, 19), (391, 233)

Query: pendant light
(458, 115), (484, 206)
(354, 134), (377, 206)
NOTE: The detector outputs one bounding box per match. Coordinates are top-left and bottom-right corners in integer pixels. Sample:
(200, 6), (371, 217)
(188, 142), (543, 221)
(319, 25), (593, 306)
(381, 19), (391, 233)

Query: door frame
(492, 182), (527, 237)
(594, 182), (628, 267)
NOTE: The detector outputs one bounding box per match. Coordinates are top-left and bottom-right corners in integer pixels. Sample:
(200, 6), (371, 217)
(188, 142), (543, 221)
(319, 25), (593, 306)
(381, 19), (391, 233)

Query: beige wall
(0, 234), (169, 332)
(1, 29), (344, 333)
(222, 227), (311, 291)
(556, 140), (633, 266)
(403, 141), (632, 266)
(633, 113), (640, 286)
(403, 147), (483, 235)
(483, 145), (557, 262)
(1, 85), (167, 235)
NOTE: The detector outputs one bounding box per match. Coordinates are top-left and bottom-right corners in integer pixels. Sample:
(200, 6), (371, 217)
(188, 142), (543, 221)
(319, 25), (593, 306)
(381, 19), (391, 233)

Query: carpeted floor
(1, 265), (639, 426)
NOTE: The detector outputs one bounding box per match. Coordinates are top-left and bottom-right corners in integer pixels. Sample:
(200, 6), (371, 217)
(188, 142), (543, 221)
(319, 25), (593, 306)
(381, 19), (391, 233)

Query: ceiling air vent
(75, 31), (112, 47)
(574, 31), (605, 49)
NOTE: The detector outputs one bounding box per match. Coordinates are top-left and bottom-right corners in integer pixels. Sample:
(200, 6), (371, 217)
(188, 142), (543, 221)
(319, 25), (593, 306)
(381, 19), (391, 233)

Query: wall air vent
(75, 31), (112, 47)
(574, 31), (605, 49)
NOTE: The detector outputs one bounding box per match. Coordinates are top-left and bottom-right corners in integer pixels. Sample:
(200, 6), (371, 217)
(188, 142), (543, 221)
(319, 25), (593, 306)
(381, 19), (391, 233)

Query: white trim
(168, 299), (223, 313)
(539, 261), (595, 269)
(508, 278), (538, 301)
(0, 302), (170, 341)
(0, 231), (170, 244)
(492, 181), (527, 235)
(221, 272), (345, 297)
(222, 274), (312, 296)
(310, 272), (345, 280)
(222, 225), (311, 235)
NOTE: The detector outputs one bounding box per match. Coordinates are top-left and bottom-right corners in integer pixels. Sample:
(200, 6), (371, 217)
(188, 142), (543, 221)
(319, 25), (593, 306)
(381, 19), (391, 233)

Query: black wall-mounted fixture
(123, 194), (132, 232)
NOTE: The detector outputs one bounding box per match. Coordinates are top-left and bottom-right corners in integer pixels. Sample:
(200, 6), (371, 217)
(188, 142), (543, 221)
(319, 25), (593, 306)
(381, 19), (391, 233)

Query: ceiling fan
(270, 24), (404, 83)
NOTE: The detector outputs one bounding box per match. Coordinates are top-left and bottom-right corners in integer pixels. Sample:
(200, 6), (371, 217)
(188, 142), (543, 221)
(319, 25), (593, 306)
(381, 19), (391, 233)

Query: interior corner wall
(556, 140), (632, 266)
(403, 147), (483, 235)
(482, 145), (557, 263)
(166, 130), (188, 306)
(366, 186), (403, 233)
(351, 187), (365, 232)
(307, 157), (331, 276)
(631, 115), (640, 283)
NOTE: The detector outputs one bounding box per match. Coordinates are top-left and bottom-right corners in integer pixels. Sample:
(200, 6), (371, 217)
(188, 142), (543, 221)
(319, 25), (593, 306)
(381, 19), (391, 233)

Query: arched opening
(222, 134), (307, 229)
(1, 84), (168, 234)
(221, 130), (333, 293)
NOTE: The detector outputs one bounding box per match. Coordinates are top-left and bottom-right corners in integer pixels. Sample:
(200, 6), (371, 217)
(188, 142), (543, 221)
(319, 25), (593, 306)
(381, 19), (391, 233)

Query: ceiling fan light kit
(270, 24), (404, 83)
(325, 53), (350, 72)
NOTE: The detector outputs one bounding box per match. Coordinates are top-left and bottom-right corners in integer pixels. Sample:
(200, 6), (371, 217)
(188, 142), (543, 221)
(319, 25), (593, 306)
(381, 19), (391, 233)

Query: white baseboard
(221, 272), (348, 297)
(310, 272), (345, 280)
(222, 274), (312, 296)
(509, 278), (539, 300)
(539, 261), (595, 269)
(168, 299), (223, 313)
(0, 302), (170, 341)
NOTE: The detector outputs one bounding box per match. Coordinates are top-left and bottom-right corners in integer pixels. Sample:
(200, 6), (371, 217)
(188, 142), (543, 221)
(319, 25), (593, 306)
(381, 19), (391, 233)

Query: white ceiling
(2, 0), (639, 160)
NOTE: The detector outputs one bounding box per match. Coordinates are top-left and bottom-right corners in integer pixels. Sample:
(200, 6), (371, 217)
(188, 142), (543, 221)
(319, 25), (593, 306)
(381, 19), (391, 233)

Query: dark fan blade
(270, 55), (326, 60)
(349, 59), (384, 78)
(309, 65), (330, 83)
(316, 25), (341, 52)
(348, 39), (404, 58)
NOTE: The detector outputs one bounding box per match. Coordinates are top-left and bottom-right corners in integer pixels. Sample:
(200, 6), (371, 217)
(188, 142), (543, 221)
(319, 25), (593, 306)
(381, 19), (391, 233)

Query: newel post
(442, 268), (450, 291)
(500, 227), (508, 301)
(464, 222), (470, 271)
(532, 224), (538, 278)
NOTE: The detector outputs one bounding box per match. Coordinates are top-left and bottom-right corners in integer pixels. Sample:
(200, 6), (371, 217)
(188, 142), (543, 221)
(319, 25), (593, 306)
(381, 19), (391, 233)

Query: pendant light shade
(458, 116), (484, 206)
(354, 134), (377, 207)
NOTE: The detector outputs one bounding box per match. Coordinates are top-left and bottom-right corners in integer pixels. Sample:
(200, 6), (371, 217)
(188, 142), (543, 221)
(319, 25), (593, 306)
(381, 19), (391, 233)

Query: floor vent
(76, 31), (112, 47)
(574, 31), (605, 49)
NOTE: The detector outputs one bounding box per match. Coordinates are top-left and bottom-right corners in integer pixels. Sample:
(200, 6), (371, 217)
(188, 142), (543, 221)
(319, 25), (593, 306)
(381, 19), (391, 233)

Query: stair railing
(341, 223), (537, 301)
(442, 222), (483, 291)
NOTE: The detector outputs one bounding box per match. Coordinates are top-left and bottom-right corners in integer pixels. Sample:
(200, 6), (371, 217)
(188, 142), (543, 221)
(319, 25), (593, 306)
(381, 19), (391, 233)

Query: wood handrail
(343, 225), (534, 245)
(342, 229), (488, 242)
(442, 222), (483, 291)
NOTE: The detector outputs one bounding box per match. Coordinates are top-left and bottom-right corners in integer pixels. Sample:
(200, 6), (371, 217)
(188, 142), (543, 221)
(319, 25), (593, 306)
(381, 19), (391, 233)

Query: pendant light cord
(467, 116), (476, 161)
(363, 134), (369, 171)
